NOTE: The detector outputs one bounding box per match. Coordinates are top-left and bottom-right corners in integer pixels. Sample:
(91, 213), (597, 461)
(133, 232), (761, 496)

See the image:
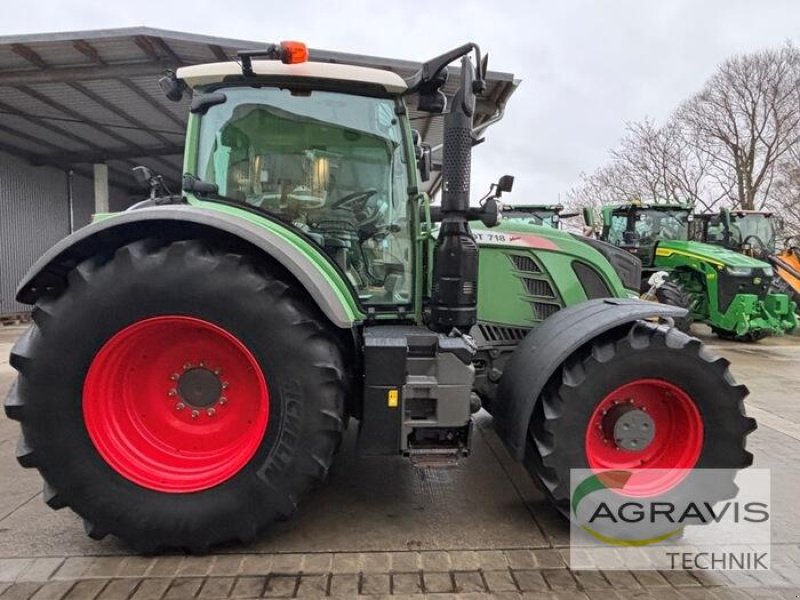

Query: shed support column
(93, 163), (109, 213)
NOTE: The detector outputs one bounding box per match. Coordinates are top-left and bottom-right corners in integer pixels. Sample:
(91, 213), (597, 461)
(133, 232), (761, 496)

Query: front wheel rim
(83, 316), (270, 493)
(584, 378), (704, 496)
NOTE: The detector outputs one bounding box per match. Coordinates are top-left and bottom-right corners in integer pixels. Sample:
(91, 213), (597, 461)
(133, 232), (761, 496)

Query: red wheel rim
(83, 316), (269, 493)
(585, 378), (703, 496)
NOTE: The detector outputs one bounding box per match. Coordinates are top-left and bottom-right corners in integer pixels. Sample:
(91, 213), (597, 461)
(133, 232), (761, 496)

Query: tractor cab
(599, 202), (693, 268)
(695, 209), (782, 260)
(501, 204), (578, 229)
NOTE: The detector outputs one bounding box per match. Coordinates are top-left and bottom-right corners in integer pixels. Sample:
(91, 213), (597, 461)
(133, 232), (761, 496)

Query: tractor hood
(656, 240), (773, 269)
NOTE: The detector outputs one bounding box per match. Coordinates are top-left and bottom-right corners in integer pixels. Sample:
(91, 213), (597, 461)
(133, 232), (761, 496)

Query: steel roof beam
(34, 144), (183, 165)
(115, 79), (186, 129)
(0, 62), (166, 86)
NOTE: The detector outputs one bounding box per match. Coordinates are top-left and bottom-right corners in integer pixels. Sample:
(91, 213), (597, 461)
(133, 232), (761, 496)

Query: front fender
(494, 298), (688, 460)
(17, 205), (363, 328)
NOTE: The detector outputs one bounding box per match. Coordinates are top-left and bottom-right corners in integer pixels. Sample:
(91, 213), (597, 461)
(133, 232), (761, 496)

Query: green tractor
(589, 202), (797, 341)
(496, 203), (579, 229)
(693, 208), (781, 261)
(6, 42), (755, 552)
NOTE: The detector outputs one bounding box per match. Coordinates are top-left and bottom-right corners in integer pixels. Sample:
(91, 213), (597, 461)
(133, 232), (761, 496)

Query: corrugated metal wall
(0, 151), (132, 316)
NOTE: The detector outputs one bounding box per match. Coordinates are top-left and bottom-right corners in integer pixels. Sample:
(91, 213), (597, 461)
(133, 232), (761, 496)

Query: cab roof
(177, 60), (408, 94)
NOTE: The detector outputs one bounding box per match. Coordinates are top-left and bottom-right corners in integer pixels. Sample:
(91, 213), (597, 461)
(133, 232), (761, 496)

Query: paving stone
(97, 579), (139, 600)
(52, 556), (93, 580)
(422, 571), (453, 593)
(299, 554), (332, 573)
(295, 574), (328, 599)
(658, 570), (701, 587)
(0, 560), (34, 583)
(208, 556), (242, 576)
(452, 571), (485, 593)
(543, 568), (579, 591)
(29, 581), (73, 600)
(63, 580), (107, 600)
(15, 560), (62, 584)
(163, 577), (204, 599)
(646, 589), (692, 600)
(571, 570), (611, 590)
(510, 570), (547, 592)
(483, 570), (517, 592)
(197, 577), (235, 599)
(129, 579), (171, 600)
(84, 558), (124, 579)
(446, 551), (479, 571)
(418, 551), (450, 571)
(630, 570), (671, 588)
(504, 550), (537, 570)
(360, 574), (390, 596)
(268, 555), (302, 574)
(239, 556), (273, 576)
(262, 575), (297, 598)
(391, 572), (422, 595)
(359, 553), (390, 573)
(229, 576), (266, 599)
(388, 552), (419, 572)
(148, 557), (184, 578)
(116, 558), (154, 578)
(474, 551), (508, 570)
(177, 556), (213, 577)
(331, 553), (361, 574)
(328, 574), (358, 596)
(0, 583), (42, 600)
(600, 570), (643, 589)
(532, 550), (565, 569)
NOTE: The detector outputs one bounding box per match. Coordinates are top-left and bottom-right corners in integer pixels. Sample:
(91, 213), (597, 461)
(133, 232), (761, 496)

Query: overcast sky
(4, 1), (799, 204)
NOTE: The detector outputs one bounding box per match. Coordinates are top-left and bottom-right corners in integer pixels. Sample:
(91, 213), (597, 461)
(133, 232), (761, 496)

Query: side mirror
(158, 71), (186, 102)
(720, 207), (731, 230)
(497, 174), (514, 194)
(582, 206), (595, 228)
(132, 165), (154, 188)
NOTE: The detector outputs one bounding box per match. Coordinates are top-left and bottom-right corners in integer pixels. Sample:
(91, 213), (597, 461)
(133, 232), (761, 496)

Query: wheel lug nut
(199, 361), (206, 367)
(184, 363), (192, 370)
(191, 410), (199, 419)
(207, 408), (216, 417)
(219, 397), (227, 405)
(168, 389), (177, 397)
(170, 373), (179, 381)
(175, 402), (185, 411)
(214, 369), (222, 376)
(222, 382), (229, 389)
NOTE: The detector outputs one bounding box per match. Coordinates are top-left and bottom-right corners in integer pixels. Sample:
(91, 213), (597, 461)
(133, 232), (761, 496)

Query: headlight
(762, 266), (774, 277)
(725, 266), (754, 276)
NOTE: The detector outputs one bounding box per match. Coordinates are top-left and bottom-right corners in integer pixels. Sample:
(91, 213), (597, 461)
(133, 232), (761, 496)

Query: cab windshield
(608, 208), (690, 245)
(194, 87), (412, 306)
(730, 215), (776, 252)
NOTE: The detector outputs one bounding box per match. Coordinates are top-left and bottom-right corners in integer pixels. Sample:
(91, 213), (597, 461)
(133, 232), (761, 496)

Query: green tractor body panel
(471, 220), (631, 330)
(596, 202), (797, 338)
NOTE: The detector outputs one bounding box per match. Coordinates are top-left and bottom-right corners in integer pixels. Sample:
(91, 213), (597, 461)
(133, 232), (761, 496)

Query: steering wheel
(330, 189), (378, 210)
(742, 234), (769, 257)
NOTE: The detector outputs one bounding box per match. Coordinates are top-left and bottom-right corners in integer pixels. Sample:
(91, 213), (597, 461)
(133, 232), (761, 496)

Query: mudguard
(494, 298), (688, 460)
(16, 206), (361, 328)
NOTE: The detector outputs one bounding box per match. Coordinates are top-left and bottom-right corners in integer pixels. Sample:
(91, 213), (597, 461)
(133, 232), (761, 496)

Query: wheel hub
(177, 367), (222, 408)
(603, 404), (655, 451)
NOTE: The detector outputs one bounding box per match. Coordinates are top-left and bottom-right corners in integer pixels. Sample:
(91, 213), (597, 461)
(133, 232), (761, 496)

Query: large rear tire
(523, 322), (755, 515)
(5, 239), (348, 552)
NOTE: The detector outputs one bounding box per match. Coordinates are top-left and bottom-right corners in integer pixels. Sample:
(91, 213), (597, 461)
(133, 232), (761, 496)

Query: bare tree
(677, 43), (800, 210)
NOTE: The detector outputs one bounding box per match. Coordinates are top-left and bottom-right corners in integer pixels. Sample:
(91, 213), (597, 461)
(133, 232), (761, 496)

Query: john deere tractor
(590, 202), (797, 341)
(5, 42), (755, 552)
(695, 208), (800, 306)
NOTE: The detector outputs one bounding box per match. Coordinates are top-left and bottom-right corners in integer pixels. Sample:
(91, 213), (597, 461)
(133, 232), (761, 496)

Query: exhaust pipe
(430, 56), (480, 333)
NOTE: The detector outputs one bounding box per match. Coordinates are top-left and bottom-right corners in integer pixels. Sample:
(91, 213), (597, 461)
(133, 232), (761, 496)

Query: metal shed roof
(0, 27), (519, 194)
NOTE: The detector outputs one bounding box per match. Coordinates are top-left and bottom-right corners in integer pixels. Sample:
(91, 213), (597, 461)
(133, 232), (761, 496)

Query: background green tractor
(694, 208), (800, 306)
(589, 202), (796, 341)
(497, 203), (579, 229)
(5, 42), (756, 552)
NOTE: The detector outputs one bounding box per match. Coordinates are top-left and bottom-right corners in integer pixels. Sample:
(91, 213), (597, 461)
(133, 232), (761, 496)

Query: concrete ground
(0, 322), (799, 599)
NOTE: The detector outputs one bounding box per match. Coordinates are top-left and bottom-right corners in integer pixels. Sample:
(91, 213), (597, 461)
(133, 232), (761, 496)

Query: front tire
(5, 239), (348, 552)
(653, 281), (693, 333)
(523, 322), (755, 515)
